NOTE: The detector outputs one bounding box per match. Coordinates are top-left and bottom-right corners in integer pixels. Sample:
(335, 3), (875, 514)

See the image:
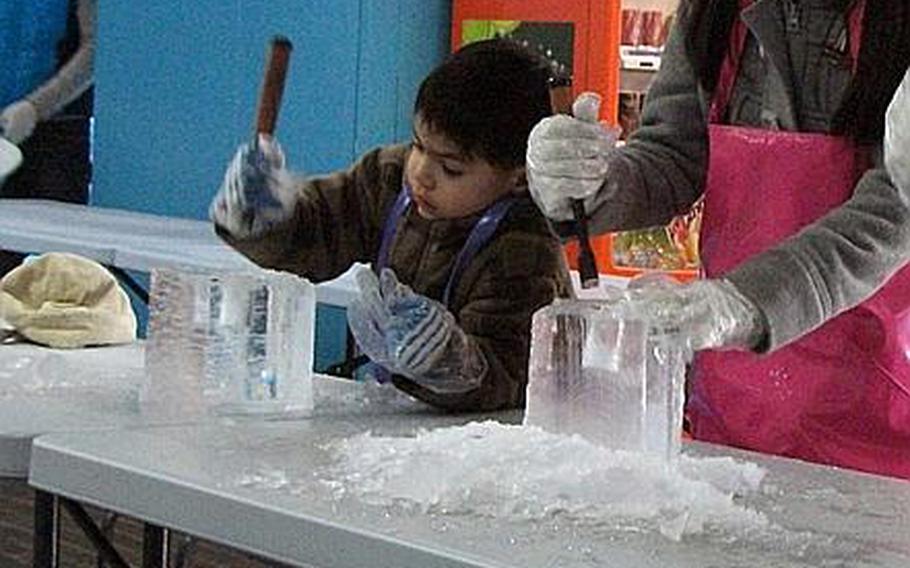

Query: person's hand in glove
(613, 277), (766, 354)
(0, 100), (38, 145)
(886, 66), (910, 192)
(347, 267), (487, 392)
(526, 92), (620, 221)
(209, 134), (297, 238)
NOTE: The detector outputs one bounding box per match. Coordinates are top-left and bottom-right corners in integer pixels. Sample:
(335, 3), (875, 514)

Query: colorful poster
(462, 20), (574, 79)
(612, 200), (701, 273)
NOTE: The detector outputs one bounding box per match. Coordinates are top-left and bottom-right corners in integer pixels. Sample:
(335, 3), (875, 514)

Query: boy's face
(406, 115), (522, 220)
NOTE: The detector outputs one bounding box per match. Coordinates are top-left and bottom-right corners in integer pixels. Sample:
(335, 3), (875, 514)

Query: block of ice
(141, 266), (315, 421)
(525, 299), (687, 463)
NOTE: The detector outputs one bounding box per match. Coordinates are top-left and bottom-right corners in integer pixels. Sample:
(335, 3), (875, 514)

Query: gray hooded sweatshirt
(587, 0), (910, 352)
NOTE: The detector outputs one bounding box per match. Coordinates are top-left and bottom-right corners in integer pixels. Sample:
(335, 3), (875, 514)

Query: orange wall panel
(452, 0), (621, 124)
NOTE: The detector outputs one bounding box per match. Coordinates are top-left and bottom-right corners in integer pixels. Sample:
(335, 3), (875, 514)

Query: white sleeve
(26, 0), (96, 121)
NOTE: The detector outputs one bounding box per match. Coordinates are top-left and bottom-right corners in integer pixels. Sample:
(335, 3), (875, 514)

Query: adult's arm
(585, 20), (709, 236)
(27, 0), (96, 120)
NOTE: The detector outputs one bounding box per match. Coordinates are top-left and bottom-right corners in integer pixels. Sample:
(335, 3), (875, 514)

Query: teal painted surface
(354, 0), (451, 153)
(353, 0), (401, 154)
(314, 304), (350, 374)
(0, 0), (69, 106)
(394, 0), (452, 142)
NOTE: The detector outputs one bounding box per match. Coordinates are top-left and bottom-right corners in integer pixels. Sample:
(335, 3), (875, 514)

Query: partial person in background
(527, 0), (910, 478)
(0, 0), (96, 273)
(212, 39), (571, 411)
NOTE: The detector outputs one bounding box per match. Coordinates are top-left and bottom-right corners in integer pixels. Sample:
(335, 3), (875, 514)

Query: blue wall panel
(354, 0), (452, 154)
(395, 0), (452, 142)
(93, 1), (245, 218)
(354, 0), (402, 154)
(93, 0), (449, 219)
(91, 0), (450, 366)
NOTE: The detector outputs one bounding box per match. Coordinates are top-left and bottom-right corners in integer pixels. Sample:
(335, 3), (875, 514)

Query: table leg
(172, 534), (195, 568)
(32, 490), (60, 568)
(59, 498), (130, 568)
(97, 513), (120, 568)
(142, 523), (170, 568)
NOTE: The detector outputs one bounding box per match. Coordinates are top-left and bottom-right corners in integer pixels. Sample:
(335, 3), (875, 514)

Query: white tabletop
(0, 199), (359, 307)
(28, 411), (910, 567)
(0, 342), (146, 477)
(0, 338), (407, 479)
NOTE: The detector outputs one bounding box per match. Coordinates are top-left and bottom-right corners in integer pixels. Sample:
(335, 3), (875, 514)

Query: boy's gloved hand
(614, 277), (766, 354)
(527, 92), (620, 221)
(347, 267), (487, 392)
(0, 100), (38, 144)
(209, 134), (297, 238)
(885, 66), (910, 192)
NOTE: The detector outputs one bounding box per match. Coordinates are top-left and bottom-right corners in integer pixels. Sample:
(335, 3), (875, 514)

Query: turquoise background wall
(90, 1), (451, 371)
(90, 0), (451, 218)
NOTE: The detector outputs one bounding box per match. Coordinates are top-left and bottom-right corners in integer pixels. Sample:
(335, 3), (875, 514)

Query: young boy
(211, 39), (571, 411)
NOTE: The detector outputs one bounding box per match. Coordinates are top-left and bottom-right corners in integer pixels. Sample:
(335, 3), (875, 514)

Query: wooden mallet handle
(255, 36), (293, 137)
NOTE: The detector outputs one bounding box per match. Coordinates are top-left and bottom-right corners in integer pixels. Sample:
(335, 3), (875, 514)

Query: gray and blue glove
(347, 267), (487, 392)
(209, 134), (297, 238)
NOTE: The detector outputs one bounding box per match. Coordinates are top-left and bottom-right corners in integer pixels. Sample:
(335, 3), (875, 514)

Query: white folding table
(0, 339), (401, 567)
(0, 198), (359, 308)
(28, 410), (910, 568)
(0, 341), (150, 567)
(0, 342), (147, 479)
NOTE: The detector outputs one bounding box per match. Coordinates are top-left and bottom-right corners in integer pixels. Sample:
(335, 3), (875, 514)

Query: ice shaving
(325, 421), (767, 541)
(322, 293), (769, 541)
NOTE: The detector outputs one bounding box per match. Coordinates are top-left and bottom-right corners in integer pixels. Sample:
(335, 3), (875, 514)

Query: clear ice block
(141, 266), (315, 421)
(525, 299), (687, 463)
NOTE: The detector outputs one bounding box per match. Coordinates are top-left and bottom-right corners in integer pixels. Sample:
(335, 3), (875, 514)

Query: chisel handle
(548, 76), (600, 289)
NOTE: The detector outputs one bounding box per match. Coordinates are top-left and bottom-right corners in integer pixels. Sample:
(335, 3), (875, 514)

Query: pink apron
(689, 0), (910, 478)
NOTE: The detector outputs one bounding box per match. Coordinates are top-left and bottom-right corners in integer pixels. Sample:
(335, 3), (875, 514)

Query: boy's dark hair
(680, 0), (910, 144)
(414, 38), (553, 169)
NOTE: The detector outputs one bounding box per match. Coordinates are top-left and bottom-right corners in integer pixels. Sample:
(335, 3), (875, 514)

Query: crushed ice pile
(324, 420), (768, 541)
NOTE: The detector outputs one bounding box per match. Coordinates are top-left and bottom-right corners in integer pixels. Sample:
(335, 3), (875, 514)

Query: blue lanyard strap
(375, 187), (412, 275)
(442, 196), (516, 306)
(364, 185), (517, 383)
(376, 185), (517, 308)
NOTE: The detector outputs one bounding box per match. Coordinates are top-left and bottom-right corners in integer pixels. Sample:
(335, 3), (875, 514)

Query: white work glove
(347, 267), (487, 393)
(527, 92), (620, 221)
(209, 134), (297, 239)
(612, 277), (765, 354)
(885, 66), (910, 192)
(0, 100), (38, 144)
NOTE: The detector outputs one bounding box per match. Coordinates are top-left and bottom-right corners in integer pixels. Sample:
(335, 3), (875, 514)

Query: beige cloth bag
(0, 253), (137, 348)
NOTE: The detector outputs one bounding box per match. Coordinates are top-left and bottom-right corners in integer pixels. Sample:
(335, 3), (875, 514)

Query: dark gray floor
(0, 479), (291, 567)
